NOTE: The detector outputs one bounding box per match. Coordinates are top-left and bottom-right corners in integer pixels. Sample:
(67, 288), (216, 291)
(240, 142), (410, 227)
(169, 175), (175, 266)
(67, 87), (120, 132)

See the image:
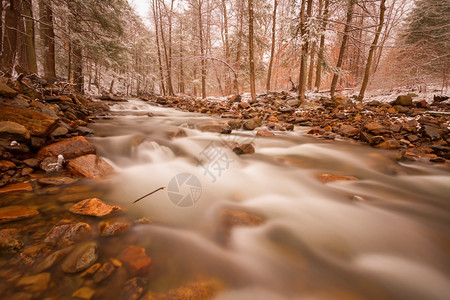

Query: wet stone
(243, 118), (262, 130)
(23, 158), (39, 168)
(369, 136), (385, 146)
(120, 277), (147, 300)
(0, 121), (30, 141)
(34, 246), (74, 273)
(99, 218), (131, 236)
(16, 272), (51, 293)
(0, 228), (23, 252)
(37, 136), (96, 160)
(58, 191), (104, 203)
(316, 174), (358, 183)
(375, 139), (401, 149)
(67, 154), (115, 179)
(93, 262), (115, 283)
(0, 160), (16, 171)
(72, 287), (96, 300)
(80, 262), (101, 278)
(339, 125), (360, 137)
(38, 176), (78, 186)
(44, 222), (91, 247)
(70, 198), (121, 217)
(40, 156), (64, 173)
(232, 143), (255, 155)
(256, 130), (275, 137)
(0, 206), (38, 223)
(61, 242), (98, 273)
(118, 245), (152, 276)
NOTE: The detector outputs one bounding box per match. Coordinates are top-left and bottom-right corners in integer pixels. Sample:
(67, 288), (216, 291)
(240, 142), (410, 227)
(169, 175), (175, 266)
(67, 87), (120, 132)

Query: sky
(128, 0), (151, 23)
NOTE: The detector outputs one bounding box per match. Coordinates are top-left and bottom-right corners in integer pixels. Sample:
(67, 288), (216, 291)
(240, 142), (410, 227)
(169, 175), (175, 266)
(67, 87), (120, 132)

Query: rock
(75, 126), (94, 136)
(143, 279), (224, 300)
(369, 135), (385, 146)
(67, 154), (115, 179)
(16, 272), (51, 293)
(433, 95), (449, 103)
(266, 115), (279, 122)
(34, 246), (74, 273)
(0, 160), (16, 171)
(37, 136), (96, 160)
(286, 98), (301, 107)
(339, 125), (360, 137)
(30, 136), (45, 149)
(422, 125), (442, 140)
(0, 206), (38, 223)
(23, 158), (39, 168)
(51, 126), (69, 137)
(0, 121), (30, 141)
(407, 134), (419, 142)
(72, 287), (96, 300)
(218, 209), (264, 240)
(307, 128), (325, 135)
(0, 106), (59, 137)
(0, 228), (23, 252)
(415, 100), (428, 108)
(375, 139), (401, 149)
(120, 277), (147, 300)
(232, 143), (255, 155)
(93, 262), (115, 283)
(69, 198), (121, 217)
(394, 95), (413, 106)
(38, 176), (78, 186)
(0, 81), (18, 97)
(243, 118), (262, 130)
(256, 130), (275, 137)
(315, 174), (358, 183)
(40, 155), (64, 173)
(0, 182), (33, 194)
(196, 121), (232, 134)
(118, 246), (152, 276)
(99, 218), (131, 236)
(167, 128), (187, 138)
(402, 119), (418, 133)
(61, 242), (98, 273)
(238, 102), (249, 109)
(363, 122), (389, 135)
(230, 94), (241, 103)
(44, 222), (91, 247)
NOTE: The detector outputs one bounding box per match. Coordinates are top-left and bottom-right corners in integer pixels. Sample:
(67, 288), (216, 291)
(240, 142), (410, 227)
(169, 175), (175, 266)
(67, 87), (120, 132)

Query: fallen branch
(132, 186), (166, 204)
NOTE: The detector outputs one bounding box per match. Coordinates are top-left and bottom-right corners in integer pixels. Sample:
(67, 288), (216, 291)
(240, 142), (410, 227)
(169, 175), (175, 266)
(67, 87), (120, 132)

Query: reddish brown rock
(0, 81), (19, 97)
(0, 106), (59, 137)
(230, 94), (241, 103)
(266, 115), (279, 122)
(99, 218), (131, 236)
(61, 242), (98, 273)
(315, 174), (358, 183)
(118, 246), (152, 276)
(243, 118), (262, 130)
(0, 228), (23, 252)
(34, 246), (74, 273)
(0, 121), (30, 141)
(70, 198), (121, 217)
(238, 102), (249, 109)
(196, 121), (232, 134)
(67, 154), (115, 179)
(0, 160), (16, 171)
(44, 222), (91, 247)
(16, 272), (51, 293)
(363, 122), (389, 135)
(0, 182), (32, 194)
(120, 277), (148, 300)
(93, 262), (115, 283)
(142, 279), (224, 300)
(339, 125), (360, 137)
(0, 206), (38, 224)
(72, 287), (96, 300)
(375, 139), (401, 149)
(256, 130), (275, 137)
(218, 209), (264, 242)
(232, 143), (255, 155)
(37, 136), (96, 160)
(38, 176), (78, 186)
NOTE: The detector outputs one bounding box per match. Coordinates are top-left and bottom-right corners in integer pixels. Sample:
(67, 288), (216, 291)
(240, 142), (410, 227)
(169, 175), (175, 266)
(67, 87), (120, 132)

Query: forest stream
(1, 98), (450, 299)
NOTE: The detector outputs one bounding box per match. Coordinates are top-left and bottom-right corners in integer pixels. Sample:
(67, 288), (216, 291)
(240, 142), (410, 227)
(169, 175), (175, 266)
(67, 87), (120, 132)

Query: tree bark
(22, 0), (37, 73)
(357, 0), (386, 102)
(248, 0), (256, 101)
(330, 0), (356, 97)
(0, 0), (3, 56)
(152, 0), (166, 95)
(266, 0), (277, 93)
(198, 0), (206, 99)
(307, 40), (316, 91)
(73, 42), (84, 93)
(1, 0), (21, 75)
(298, 0), (312, 102)
(221, 0), (230, 94)
(314, 0), (329, 91)
(158, 0), (174, 96)
(234, 0), (244, 93)
(38, 0), (56, 79)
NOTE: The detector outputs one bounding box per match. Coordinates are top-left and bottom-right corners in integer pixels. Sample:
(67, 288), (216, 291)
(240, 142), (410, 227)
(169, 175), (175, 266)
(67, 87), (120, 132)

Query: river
(82, 99), (450, 299)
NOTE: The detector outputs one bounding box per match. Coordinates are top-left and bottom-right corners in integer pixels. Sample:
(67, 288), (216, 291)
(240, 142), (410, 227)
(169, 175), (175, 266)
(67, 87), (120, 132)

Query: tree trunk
(178, 19), (185, 94)
(158, 0), (174, 96)
(266, 0), (277, 93)
(248, 0), (256, 101)
(298, 0), (312, 102)
(314, 0), (329, 91)
(234, 0), (244, 93)
(152, 0), (166, 95)
(1, 0), (21, 75)
(39, 0), (56, 79)
(198, 0), (206, 99)
(330, 0), (355, 97)
(0, 0), (3, 56)
(307, 40), (316, 91)
(222, 0), (230, 94)
(357, 0), (386, 102)
(73, 42), (84, 93)
(22, 0), (37, 74)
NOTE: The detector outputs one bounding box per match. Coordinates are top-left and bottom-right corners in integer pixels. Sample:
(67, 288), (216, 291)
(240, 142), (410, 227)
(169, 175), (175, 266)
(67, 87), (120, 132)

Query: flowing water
(83, 99), (450, 299)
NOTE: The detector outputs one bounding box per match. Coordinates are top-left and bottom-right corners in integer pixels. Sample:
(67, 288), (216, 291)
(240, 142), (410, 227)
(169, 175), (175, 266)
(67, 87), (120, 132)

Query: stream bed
(1, 99), (449, 299)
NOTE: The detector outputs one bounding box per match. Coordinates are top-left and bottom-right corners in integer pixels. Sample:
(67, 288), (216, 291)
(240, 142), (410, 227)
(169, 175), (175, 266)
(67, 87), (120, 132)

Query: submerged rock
(99, 218), (131, 236)
(0, 228), (23, 252)
(44, 222), (91, 247)
(315, 174), (358, 183)
(72, 287), (96, 300)
(61, 242), (98, 273)
(120, 277), (147, 300)
(118, 246), (152, 276)
(16, 272), (51, 293)
(69, 198), (121, 217)
(0, 205), (38, 223)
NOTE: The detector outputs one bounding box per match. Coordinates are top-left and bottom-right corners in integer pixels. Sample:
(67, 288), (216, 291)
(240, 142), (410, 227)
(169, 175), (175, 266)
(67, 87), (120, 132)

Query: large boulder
(66, 154), (115, 179)
(37, 136), (96, 160)
(0, 121), (30, 141)
(0, 106), (59, 137)
(243, 118), (262, 130)
(0, 81), (18, 98)
(394, 95), (413, 106)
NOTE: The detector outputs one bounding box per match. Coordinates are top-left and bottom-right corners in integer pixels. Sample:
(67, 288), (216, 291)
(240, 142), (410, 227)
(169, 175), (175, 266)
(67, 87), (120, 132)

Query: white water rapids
(89, 99), (450, 299)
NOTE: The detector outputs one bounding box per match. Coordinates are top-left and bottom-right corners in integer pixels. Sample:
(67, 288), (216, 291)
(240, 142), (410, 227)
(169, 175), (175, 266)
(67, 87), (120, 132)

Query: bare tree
(248, 0), (256, 101)
(266, 0), (277, 93)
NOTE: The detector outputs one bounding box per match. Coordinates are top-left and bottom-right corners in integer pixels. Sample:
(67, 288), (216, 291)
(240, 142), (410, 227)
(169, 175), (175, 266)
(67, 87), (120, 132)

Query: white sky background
(128, 0), (151, 25)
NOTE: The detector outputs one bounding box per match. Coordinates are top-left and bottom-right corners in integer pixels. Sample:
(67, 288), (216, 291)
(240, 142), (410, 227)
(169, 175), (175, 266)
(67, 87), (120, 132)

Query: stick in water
(133, 186), (166, 203)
